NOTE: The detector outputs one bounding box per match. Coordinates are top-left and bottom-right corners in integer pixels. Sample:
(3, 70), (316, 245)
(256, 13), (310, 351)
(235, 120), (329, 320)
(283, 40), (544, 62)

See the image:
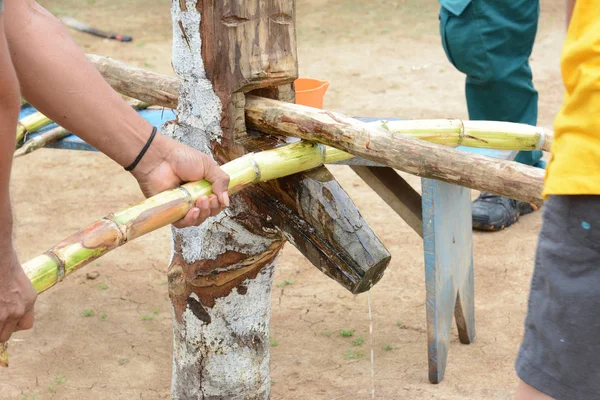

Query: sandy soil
(3, 0), (567, 399)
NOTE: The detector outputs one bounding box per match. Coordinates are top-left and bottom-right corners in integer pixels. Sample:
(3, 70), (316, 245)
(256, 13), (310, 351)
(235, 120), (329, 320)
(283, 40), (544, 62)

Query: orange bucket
(294, 78), (330, 109)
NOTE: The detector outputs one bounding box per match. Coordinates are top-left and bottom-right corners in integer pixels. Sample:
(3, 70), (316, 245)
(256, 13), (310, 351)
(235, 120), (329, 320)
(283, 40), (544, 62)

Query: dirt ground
(3, 1), (567, 399)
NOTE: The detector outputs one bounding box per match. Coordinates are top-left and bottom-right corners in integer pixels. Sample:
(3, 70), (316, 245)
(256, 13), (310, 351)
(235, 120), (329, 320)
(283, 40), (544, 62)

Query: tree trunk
(168, 1), (293, 398)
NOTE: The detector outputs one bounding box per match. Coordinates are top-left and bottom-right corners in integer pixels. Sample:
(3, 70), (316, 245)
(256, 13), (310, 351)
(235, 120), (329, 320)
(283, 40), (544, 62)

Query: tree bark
(245, 96), (546, 205)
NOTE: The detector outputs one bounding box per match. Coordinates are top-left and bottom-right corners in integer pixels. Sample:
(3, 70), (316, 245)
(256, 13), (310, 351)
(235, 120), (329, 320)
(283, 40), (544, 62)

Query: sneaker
(472, 192), (539, 231)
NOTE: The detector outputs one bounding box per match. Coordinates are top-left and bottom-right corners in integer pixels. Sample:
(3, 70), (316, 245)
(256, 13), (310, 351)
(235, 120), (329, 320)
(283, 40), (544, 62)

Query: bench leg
(421, 178), (475, 384)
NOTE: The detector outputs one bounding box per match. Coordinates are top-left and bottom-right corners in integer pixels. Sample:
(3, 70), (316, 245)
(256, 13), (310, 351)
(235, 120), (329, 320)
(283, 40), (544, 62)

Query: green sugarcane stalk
(370, 119), (553, 152)
(0, 140), (354, 367)
(14, 100), (149, 158)
(16, 112), (52, 147)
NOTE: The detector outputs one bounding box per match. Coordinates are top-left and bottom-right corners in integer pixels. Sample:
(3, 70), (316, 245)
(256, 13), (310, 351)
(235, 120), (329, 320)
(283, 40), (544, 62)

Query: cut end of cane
(0, 342), (8, 368)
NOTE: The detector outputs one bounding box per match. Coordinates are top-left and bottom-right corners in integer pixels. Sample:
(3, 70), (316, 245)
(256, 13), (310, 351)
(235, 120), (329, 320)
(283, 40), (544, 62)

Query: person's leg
(515, 196), (600, 400)
(439, 0), (542, 231)
(466, 0), (542, 167)
(515, 380), (554, 400)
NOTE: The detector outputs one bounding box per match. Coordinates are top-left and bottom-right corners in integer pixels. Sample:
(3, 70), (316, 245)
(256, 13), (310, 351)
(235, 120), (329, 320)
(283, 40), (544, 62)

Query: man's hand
(132, 134), (231, 228)
(0, 251), (37, 342)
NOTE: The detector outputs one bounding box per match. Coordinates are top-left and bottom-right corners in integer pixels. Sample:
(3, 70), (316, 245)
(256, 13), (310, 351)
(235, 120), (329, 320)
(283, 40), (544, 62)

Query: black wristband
(125, 126), (157, 172)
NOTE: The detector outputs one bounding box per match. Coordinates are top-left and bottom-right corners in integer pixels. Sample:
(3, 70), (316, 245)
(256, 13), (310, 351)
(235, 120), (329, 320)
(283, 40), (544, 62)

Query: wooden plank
(422, 178), (475, 384)
(351, 166), (423, 237)
(245, 95), (545, 205)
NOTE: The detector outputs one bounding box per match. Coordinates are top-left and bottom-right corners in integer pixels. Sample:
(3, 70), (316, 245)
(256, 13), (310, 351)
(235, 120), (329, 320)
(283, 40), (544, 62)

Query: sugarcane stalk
(16, 112), (52, 147)
(86, 55), (555, 153)
(14, 100), (149, 158)
(370, 119), (553, 152)
(0, 140), (353, 367)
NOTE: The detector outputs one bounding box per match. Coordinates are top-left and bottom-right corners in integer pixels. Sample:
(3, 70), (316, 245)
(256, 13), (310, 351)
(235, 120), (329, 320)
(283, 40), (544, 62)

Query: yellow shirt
(543, 2), (600, 197)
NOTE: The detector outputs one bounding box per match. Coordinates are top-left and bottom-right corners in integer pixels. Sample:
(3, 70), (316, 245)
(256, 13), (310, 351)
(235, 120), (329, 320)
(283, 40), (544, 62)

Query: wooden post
(168, 1), (390, 397)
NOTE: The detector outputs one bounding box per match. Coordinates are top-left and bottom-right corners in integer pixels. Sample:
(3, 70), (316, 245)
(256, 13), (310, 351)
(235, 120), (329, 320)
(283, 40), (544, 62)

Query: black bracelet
(125, 126), (158, 172)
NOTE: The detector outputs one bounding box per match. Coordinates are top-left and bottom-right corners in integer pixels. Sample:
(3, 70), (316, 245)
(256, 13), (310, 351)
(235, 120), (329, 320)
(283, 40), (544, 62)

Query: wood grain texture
(245, 95), (546, 206)
(422, 178), (475, 384)
(87, 54), (178, 109)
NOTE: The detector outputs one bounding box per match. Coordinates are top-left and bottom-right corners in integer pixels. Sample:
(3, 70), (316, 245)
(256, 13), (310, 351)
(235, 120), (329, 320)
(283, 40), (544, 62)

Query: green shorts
(439, 0), (543, 167)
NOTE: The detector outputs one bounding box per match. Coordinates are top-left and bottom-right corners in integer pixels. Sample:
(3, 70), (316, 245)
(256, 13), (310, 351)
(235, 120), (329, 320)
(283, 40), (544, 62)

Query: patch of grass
(322, 330), (332, 337)
(270, 339), (279, 347)
(276, 280), (295, 288)
(54, 374), (67, 385)
(383, 344), (393, 351)
(98, 283), (109, 290)
(48, 385), (56, 393)
(339, 329), (355, 337)
(140, 315), (155, 321)
(153, 308), (159, 315)
(352, 336), (364, 346)
(82, 309), (95, 317)
(143, 61), (155, 68)
(343, 349), (364, 360)
(396, 321), (404, 328)
(101, 312), (108, 320)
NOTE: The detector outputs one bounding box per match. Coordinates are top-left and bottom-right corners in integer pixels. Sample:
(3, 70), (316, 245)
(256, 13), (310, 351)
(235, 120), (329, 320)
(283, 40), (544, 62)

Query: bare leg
(515, 380), (555, 400)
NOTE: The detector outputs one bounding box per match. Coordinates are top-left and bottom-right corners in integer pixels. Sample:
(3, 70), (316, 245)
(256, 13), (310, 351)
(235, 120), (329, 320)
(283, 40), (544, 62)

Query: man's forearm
(0, 17), (22, 271)
(3, 1), (166, 176)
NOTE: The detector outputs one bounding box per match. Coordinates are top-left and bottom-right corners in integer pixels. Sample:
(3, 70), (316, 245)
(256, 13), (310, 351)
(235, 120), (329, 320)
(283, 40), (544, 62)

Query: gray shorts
(516, 195), (600, 400)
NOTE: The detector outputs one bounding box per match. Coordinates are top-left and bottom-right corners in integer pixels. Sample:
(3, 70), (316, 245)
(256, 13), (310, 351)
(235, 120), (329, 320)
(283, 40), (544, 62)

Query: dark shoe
(472, 192), (539, 231)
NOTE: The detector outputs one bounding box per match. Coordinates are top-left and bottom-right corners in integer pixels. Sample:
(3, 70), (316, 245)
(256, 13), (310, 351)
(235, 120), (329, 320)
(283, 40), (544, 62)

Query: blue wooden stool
(21, 107), (512, 384)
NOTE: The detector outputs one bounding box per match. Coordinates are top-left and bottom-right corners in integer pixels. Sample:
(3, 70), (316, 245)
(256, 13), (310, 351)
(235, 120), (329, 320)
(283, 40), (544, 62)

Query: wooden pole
(168, 1), (299, 398)
(244, 96), (545, 205)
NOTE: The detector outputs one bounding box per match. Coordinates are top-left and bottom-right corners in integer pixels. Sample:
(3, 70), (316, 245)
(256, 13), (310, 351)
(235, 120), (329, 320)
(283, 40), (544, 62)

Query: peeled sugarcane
(16, 112), (52, 147)
(14, 100), (149, 158)
(0, 140), (354, 367)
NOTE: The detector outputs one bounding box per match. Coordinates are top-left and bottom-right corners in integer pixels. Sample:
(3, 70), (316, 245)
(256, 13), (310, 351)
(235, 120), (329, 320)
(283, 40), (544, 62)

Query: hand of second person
(132, 134), (230, 228)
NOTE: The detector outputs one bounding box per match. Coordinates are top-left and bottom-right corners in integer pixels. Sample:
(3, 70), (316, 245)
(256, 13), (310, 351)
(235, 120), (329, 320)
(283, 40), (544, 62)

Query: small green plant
(98, 283), (109, 290)
(140, 315), (155, 321)
(157, 280), (168, 286)
(54, 374), (67, 385)
(339, 329), (355, 337)
(48, 385), (56, 393)
(101, 312), (108, 320)
(352, 336), (364, 346)
(322, 330), (332, 337)
(396, 321), (404, 328)
(82, 309), (95, 317)
(383, 344), (393, 351)
(276, 280), (295, 288)
(270, 339), (279, 347)
(119, 358), (129, 365)
(343, 349), (364, 360)
(153, 308), (159, 315)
